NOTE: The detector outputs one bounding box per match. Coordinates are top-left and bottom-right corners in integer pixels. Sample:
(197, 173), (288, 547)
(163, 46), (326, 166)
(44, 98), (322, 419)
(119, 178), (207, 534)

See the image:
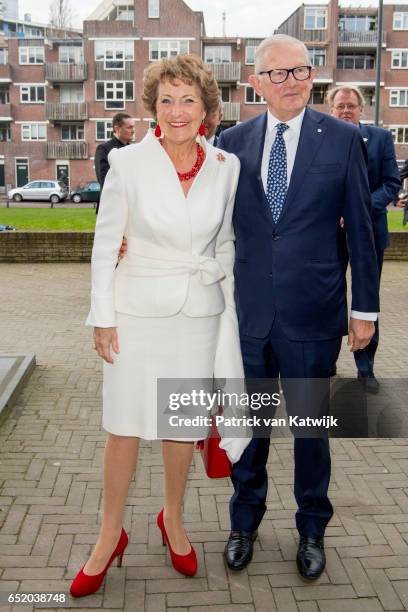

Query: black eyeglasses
(258, 66), (312, 84)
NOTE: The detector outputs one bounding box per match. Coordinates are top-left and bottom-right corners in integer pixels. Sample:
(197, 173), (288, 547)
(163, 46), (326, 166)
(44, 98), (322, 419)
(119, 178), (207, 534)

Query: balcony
(338, 30), (386, 48)
(0, 103), (12, 120)
(314, 66), (334, 82)
(46, 102), (88, 121)
(222, 102), (240, 122)
(206, 62), (241, 83)
(335, 68), (378, 83)
(0, 64), (11, 82)
(95, 61), (134, 81)
(47, 141), (88, 159)
(84, 20), (138, 38)
(303, 30), (328, 43)
(45, 63), (87, 82)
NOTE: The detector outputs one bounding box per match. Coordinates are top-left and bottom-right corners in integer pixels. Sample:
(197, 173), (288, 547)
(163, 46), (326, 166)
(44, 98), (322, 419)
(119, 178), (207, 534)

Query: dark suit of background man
(329, 86), (401, 393)
(218, 35), (379, 580)
(94, 112), (134, 214)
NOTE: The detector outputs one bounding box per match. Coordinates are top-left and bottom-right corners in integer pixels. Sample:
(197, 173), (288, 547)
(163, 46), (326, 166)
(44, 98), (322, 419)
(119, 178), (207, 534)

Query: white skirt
(102, 311), (220, 440)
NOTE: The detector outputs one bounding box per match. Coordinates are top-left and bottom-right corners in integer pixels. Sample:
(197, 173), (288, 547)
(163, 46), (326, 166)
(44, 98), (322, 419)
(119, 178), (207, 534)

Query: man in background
(95, 112), (134, 214)
(205, 99), (223, 146)
(328, 85), (401, 393)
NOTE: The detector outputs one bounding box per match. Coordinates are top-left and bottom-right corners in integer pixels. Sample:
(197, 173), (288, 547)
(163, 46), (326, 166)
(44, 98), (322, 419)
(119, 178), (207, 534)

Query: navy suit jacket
(218, 107), (380, 341)
(359, 123), (401, 251)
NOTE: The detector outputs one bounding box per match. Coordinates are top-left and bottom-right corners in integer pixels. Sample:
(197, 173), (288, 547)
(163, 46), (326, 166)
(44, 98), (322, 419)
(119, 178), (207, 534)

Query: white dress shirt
(261, 108), (377, 322)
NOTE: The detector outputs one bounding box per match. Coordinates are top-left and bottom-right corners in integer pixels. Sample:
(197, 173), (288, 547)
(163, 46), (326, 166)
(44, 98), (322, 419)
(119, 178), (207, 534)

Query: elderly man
(218, 35), (379, 579)
(328, 86), (401, 393)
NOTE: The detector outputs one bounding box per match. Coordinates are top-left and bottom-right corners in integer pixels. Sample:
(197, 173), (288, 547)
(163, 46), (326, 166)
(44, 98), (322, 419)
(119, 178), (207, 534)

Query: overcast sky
(19, 0), (407, 36)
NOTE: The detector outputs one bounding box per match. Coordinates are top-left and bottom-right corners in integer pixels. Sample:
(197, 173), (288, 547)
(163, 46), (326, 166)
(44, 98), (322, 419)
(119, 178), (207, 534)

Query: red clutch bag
(196, 416), (231, 479)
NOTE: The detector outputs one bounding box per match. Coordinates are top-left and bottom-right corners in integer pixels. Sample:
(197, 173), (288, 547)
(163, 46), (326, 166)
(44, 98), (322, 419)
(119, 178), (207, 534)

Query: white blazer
(86, 129), (245, 382)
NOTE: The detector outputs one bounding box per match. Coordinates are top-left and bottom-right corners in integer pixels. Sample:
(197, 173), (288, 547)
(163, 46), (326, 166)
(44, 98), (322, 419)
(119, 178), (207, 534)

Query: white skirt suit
(86, 130), (245, 442)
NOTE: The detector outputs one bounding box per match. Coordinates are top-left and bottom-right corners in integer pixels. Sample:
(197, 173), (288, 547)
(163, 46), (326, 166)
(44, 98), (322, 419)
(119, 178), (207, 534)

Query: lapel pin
(216, 152), (226, 162)
(363, 137), (368, 142)
(317, 128), (322, 133)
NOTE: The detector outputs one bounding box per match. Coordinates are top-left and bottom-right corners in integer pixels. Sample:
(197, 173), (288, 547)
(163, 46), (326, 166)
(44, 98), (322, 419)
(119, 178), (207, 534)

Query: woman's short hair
(142, 54), (220, 119)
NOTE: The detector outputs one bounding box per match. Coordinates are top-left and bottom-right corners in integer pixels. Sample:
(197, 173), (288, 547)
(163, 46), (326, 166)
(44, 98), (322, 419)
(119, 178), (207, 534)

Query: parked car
(8, 180), (68, 204)
(70, 181), (101, 203)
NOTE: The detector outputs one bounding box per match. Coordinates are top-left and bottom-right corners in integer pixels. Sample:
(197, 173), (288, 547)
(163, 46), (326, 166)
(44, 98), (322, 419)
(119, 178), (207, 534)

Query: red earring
(198, 123), (206, 137)
(154, 124), (161, 138)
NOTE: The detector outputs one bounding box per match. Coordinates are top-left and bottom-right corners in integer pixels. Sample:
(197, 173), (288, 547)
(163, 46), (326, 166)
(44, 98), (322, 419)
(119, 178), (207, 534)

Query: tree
(49, 0), (73, 29)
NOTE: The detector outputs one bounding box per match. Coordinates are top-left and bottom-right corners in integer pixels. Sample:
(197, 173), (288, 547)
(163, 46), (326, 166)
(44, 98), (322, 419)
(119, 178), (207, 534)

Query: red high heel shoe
(70, 528), (128, 598)
(157, 508), (197, 576)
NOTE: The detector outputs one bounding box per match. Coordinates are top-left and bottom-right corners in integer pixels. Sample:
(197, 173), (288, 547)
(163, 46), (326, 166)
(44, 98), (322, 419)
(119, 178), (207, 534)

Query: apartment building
(275, 0), (408, 160)
(0, 0), (407, 192)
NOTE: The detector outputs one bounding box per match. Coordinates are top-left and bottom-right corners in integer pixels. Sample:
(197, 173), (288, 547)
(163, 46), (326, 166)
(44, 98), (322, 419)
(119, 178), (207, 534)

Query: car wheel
(72, 194), (81, 203)
(13, 193), (23, 202)
(50, 195), (60, 204)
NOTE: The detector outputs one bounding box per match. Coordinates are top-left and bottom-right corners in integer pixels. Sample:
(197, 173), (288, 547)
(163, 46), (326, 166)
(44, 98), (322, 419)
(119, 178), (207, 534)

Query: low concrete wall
(0, 231), (407, 263)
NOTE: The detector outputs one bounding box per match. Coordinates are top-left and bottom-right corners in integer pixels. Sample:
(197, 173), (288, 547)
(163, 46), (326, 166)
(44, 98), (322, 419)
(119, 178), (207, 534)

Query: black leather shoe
(224, 530), (258, 570)
(296, 536), (325, 580)
(357, 372), (380, 394)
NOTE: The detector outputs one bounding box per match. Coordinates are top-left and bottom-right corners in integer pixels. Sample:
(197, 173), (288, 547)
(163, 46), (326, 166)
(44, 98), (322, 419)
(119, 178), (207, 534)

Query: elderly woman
(70, 54), (245, 597)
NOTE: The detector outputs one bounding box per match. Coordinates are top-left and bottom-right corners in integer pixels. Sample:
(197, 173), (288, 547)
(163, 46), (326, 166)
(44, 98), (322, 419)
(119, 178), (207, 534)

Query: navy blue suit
(352, 124), (401, 375)
(218, 108), (380, 537)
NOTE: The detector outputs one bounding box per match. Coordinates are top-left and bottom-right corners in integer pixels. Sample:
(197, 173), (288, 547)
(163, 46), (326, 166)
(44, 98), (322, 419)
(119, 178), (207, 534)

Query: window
(337, 54), (375, 69)
(309, 85), (327, 104)
(390, 90), (408, 107)
(308, 47), (326, 66)
(59, 46), (84, 64)
(20, 85), (45, 103)
(204, 46), (231, 64)
(390, 126), (408, 144)
(393, 12), (408, 30)
(149, 40), (189, 60)
(0, 126), (11, 142)
(148, 0), (160, 18)
(21, 123), (47, 141)
(0, 49), (8, 64)
(361, 87), (375, 106)
(304, 8), (327, 29)
(245, 86), (265, 104)
(245, 45), (258, 65)
(338, 15), (376, 32)
(219, 86), (231, 102)
(61, 124), (84, 140)
(116, 5), (134, 21)
(19, 46), (45, 64)
(0, 88), (9, 104)
(59, 85), (84, 103)
(96, 120), (113, 141)
(95, 81), (134, 109)
(392, 50), (408, 69)
(95, 40), (134, 69)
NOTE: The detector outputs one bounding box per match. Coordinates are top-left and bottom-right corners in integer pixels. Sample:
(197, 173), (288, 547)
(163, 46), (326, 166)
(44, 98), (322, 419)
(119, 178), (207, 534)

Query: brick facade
(0, 0), (407, 193)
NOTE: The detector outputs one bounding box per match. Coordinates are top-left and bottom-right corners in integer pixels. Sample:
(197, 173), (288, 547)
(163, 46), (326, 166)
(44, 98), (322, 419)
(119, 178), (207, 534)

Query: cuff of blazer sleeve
(86, 294), (117, 327)
(350, 310), (378, 321)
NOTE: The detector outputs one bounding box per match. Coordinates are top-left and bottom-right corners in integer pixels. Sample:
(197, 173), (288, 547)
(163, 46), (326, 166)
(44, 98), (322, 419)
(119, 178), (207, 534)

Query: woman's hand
(93, 327), (120, 363)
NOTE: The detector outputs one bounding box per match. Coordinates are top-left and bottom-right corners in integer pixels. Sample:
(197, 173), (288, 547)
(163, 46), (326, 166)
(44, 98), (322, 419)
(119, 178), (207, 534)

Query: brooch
(216, 152), (226, 162)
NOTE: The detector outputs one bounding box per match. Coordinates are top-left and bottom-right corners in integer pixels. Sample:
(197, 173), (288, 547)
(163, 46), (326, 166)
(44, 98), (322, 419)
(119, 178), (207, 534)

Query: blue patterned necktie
(266, 123), (289, 223)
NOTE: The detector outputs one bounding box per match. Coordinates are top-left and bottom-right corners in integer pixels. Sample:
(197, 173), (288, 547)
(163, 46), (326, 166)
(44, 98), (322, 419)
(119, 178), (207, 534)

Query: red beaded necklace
(161, 141), (205, 182)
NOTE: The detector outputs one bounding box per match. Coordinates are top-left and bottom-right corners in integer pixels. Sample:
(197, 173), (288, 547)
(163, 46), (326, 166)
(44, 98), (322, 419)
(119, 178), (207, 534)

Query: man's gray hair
(254, 34), (310, 74)
(326, 85), (365, 108)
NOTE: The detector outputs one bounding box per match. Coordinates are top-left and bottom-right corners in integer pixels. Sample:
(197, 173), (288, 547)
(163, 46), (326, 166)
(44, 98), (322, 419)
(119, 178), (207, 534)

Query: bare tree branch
(49, 0), (74, 29)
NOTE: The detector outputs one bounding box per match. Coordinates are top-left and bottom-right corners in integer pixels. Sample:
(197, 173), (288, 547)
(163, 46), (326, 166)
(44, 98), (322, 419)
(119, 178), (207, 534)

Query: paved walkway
(0, 262), (407, 612)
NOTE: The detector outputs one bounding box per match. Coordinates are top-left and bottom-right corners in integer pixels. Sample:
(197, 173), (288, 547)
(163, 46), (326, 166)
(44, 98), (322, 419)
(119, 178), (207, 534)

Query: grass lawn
(0, 207), (406, 232)
(0, 208), (96, 231)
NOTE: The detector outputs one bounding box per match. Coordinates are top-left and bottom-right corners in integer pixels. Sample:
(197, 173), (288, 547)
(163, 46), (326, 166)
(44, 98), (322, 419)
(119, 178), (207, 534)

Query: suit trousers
(230, 313), (342, 538)
(353, 247), (384, 376)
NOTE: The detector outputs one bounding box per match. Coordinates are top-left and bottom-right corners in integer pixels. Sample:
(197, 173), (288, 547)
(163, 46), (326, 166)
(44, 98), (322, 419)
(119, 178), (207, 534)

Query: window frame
(94, 40), (134, 70)
(336, 54), (375, 70)
(389, 126), (408, 144)
(308, 47), (326, 67)
(391, 50), (408, 69)
(393, 12), (408, 30)
(20, 85), (46, 104)
(304, 7), (327, 30)
(95, 81), (134, 110)
(96, 120), (113, 141)
(21, 123), (47, 141)
(18, 46), (45, 65)
(148, 0), (160, 18)
(389, 89), (408, 107)
(204, 45), (231, 64)
(149, 40), (189, 61)
(61, 123), (85, 141)
(245, 45), (258, 65)
(59, 46), (84, 64)
(245, 85), (265, 105)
